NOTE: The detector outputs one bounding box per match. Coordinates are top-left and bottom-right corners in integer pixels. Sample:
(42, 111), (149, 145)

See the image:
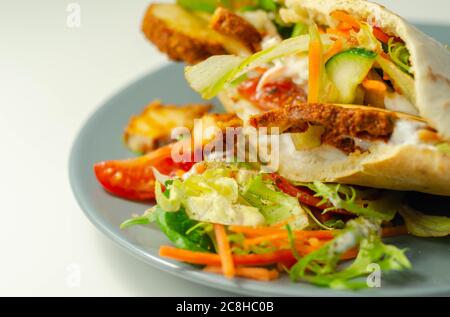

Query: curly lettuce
(399, 206), (450, 237)
(290, 217), (411, 289)
(241, 175), (309, 229)
(307, 182), (404, 221)
(387, 38), (412, 74)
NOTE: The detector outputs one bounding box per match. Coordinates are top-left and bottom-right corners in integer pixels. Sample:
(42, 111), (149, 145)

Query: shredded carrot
(195, 162), (207, 174)
(214, 224), (235, 278)
(337, 21), (353, 31)
(324, 39), (343, 62)
(330, 10), (360, 31)
(160, 246), (299, 266)
(175, 169), (186, 177)
(362, 79), (387, 93)
(326, 27), (350, 38)
(308, 39), (322, 103)
(243, 233), (290, 247)
(160, 246), (221, 266)
(229, 226), (337, 239)
(372, 26), (391, 44)
(308, 237), (321, 248)
(204, 266), (279, 281)
(382, 226), (408, 237)
(243, 231), (333, 247)
(342, 248), (359, 260)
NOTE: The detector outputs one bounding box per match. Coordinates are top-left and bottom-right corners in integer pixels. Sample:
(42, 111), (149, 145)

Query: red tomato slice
(94, 143), (194, 201)
(268, 173), (351, 218)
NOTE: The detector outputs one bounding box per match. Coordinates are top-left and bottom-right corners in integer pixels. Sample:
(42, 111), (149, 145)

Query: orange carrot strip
(160, 246), (221, 266)
(362, 79), (387, 92)
(160, 246), (299, 266)
(382, 226), (408, 237)
(342, 248), (359, 260)
(243, 231), (334, 247)
(372, 26), (391, 44)
(324, 39), (343, 62)
(326, 28), (350, 38)
(331, 10), (360, 31)
(195, 162), (207, 174)
(214, 224), (235, 278)
(160, 244), (359, 272)
(308, 39), (322, 103)
(229, 226), (337, 239)
(337, 21), (353, 31)
(204, 266), (279, 281)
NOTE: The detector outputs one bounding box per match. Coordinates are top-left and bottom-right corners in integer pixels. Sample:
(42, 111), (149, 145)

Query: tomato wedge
(94, 142), (194, 201)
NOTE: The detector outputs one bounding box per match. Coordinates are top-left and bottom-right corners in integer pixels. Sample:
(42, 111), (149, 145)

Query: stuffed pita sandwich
(185, 0), (450, 196)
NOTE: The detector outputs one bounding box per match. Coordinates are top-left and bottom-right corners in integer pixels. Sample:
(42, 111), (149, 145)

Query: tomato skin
(237, 76), (307, 111)
(268, 173), (352, 218)
(94, 143), (194, 201)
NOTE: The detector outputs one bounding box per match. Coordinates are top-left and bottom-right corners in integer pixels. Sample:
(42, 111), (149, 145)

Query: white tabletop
(1, 0), (449, 296)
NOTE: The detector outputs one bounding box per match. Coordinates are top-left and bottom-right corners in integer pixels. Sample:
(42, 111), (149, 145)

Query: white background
(0, 0), (449, 296)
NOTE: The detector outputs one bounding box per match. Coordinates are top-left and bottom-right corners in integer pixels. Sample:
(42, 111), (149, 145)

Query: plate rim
(69, 63), (450, 297)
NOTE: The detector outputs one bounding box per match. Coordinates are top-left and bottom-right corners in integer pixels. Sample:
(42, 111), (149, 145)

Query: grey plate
(69, 25), (450, 297)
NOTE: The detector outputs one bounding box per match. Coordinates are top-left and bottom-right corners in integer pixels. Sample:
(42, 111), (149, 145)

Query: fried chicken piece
(142, 4), (250, 64)
(210, 7), (262, 53)
(249, 103), (397, 154)
(124, 101), (212, 154)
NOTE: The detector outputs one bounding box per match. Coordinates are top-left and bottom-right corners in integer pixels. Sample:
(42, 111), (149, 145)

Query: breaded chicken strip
(210, 7), (262, 53)
(142, 4), (250, 64)
(249, 103), (397, 154)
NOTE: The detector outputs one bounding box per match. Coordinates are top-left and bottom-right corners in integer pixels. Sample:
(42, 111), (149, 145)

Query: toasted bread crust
(210, 8), (262, 53)
(142, 4), (227, 64)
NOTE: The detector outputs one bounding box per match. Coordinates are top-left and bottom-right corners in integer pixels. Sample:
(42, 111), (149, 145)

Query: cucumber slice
(326, 48), (377, 104)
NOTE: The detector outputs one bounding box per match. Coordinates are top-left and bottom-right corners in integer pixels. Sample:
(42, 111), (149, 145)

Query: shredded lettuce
(185, 34), (332, 99)
(241, 175), (309, 229)
(399, 206), (450, 237)
(121, 205), (214, 252)
(376, 55), (416, 104)
(258, 0), (277, 12)
(156, 167), (265, 226)
(176, 0), (235, 13)
(436, 142), (450, 155)
(292, 23), (308, 37)
(307, 182), (403, 221)
(290, 217), (411, 289)
(357, 23), (382, 52)
(120, 207), (157, 229)
(387, 38), (412, 74)
(185, 55), (245, 100)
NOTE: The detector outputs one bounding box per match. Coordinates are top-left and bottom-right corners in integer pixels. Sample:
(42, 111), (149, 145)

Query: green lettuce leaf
(290, 217), (411, 289)
(399, 206), (450, 237)
(307, 182), (403, 221)
(157, 167), (265, 227)
(156, 206), (214, 252)
(387, 38), (412, 74)
(376, 55), (416, 104)
(241, 175), (309, 229)
(436, 142), (450, 155)
(120, 205), (214, 252)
